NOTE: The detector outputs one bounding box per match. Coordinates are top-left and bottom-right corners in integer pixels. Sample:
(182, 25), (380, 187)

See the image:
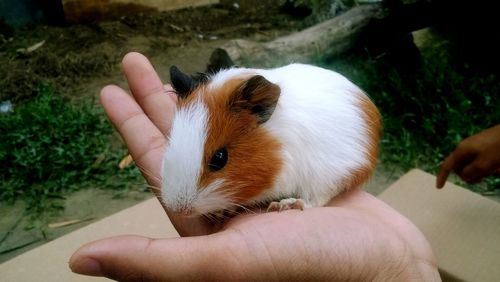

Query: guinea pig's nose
(180, 206), (193, 216)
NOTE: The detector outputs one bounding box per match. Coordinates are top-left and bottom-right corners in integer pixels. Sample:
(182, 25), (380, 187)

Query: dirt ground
(0, 0), (310, 103)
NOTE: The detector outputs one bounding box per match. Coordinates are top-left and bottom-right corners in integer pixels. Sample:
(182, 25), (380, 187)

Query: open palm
(70, 52), (440, 281)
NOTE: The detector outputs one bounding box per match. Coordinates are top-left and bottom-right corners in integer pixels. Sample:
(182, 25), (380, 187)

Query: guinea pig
(161, 63), (381, 217)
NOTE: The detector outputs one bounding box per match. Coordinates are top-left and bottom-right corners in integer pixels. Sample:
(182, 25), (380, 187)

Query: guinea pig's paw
(267, 198), (308, 212)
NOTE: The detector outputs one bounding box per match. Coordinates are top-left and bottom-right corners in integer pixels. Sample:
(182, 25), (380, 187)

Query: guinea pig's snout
(179, 206), (193, 217)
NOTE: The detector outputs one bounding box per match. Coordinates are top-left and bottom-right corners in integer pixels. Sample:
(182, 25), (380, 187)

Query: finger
(436, 149), (475, 188)
(100, 85), (165, 188)
(69, 234), (254, 281)
(122, 52), (177, 135)
(436, 153), (458, 189)
(459, 161), (492, 184)
(466, 176), (484, 184)
(100, 85), (213, 236)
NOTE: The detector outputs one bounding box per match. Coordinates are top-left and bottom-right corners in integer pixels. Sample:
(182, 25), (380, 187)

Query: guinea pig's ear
(206, 48), (235, 74)
(169, 65), (194, 99)
(231, 75), (280, 124)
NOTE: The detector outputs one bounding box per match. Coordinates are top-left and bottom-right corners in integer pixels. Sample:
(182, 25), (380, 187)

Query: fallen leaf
(16, 40), (46, 54)
(48, 218), (93, 228)
(119, 154), (134, 169)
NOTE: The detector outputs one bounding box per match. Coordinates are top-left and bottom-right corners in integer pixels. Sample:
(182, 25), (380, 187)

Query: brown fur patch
(185, 77), (283, 203)
(343, 91), (382, 189)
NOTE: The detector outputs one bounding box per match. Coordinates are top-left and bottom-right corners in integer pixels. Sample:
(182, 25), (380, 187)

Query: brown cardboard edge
(0, 197), (178, 281)
(379, 169), (500, 282)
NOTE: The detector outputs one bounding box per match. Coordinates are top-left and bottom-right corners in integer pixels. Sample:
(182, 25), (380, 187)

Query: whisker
(136, 164), (162, 183)
(224, 197), (256, 215)
(144, 184), (161, 192)
(203, 212), (221, 224)
(227, 206), (242, 215)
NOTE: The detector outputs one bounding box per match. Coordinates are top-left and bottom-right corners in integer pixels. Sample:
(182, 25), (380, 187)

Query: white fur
(161, 102), (236, 215)
(161, 100), (208, 212)
(210, 64), (372, 207)
(194, 179), (232, 215)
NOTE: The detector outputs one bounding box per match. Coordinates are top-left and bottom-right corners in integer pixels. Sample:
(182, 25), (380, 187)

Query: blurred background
(1, 0), (499, 262)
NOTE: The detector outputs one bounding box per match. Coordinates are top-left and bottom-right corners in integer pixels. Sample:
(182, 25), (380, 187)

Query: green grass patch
(0, 82), (142, 213)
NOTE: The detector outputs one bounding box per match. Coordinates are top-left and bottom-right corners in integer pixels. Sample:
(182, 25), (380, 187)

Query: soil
(0, 0), (309, 103)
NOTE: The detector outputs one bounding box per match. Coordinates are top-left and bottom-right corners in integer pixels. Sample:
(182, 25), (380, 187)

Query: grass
(0, 82), (143, 214)
(322, 37), (500, 193)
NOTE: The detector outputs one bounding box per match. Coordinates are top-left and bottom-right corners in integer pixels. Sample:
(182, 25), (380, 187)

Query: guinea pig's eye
(208, 147), (228, 171)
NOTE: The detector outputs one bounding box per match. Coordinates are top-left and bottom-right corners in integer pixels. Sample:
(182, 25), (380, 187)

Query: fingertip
(100, 85), (120, 100)
(121, 52), (163, 98)
(435, 153), (459, 189)
(122, 52), (155, 77)
(435, 169), (447, 189)
(69, 256), (103, 277)
(122, 52), (148, 67)
(99, 85), (131, 112)
(69, 241), (105, 276)
(69, 236), (152, 280)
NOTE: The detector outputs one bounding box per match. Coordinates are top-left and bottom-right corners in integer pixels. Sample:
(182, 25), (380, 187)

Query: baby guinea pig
(161, 63), (381, 217)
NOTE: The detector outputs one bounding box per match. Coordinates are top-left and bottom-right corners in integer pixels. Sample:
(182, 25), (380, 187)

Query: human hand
(436, 125), (500, 188)
(69, 52), (440, 281)
(70, 189), (439, 281)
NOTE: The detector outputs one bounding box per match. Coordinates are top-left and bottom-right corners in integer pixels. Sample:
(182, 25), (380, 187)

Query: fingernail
(70, 257), (103, 276)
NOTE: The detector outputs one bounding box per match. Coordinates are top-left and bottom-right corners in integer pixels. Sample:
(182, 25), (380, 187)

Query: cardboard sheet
(379, 169), (500, 282)
(0, 197), (178, 282)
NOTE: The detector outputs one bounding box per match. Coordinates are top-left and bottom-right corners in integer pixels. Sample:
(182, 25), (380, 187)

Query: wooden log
(218, 4), (387, 67)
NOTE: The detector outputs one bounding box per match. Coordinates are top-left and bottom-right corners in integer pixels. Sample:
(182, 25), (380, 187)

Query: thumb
(69, 234), (263, 281)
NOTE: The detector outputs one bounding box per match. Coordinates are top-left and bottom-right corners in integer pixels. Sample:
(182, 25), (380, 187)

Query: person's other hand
(436, 125), (500, 188)
(69, 52), (440, 281)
